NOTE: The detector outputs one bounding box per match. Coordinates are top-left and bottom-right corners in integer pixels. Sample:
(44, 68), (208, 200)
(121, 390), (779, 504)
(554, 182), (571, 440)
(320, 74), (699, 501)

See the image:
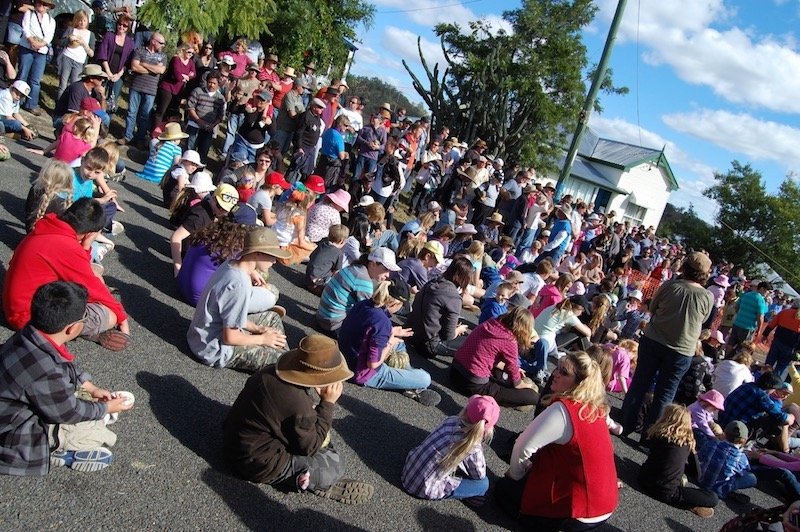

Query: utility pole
(555, 0), (628, 199)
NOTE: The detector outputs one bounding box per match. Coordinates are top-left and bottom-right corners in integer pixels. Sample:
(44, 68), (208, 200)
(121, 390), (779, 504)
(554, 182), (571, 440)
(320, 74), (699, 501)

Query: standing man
(293, 97), (325, 178)
(185, 70), (226, 160)
(119, 32), (166, 147)
(728, 281), (772, 352)
(315, 114), (350, 191)
(297, 62), (316, 106)
(272, 78), (305, 155)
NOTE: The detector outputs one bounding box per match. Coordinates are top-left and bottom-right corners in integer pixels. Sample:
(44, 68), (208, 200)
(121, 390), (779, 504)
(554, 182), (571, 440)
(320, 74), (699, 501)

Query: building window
(623, 203), (647, 226)
(562, 180), (598, 205)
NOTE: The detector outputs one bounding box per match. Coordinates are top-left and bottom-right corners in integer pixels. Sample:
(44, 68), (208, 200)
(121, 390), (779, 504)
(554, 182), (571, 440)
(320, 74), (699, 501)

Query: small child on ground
(696, 420), (757, 502)
(606, 339), (638, 394)
(688, 389), (725, 439)
(306, 224), (348, 296)
(401, 395), (499, 506)
(478, 281), (513, 324)
(0, 281), (133, 476)
(639, 404), (719, 518)
(235, 167), (256, 203)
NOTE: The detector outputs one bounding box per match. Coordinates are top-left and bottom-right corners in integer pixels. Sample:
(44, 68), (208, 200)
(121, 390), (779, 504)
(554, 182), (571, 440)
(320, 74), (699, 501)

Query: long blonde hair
(646, 404), (696, 452)
(438, 411), (492, 476)
(588, 295), (611, 334)
(372, 280), (400, 309)
(32, 160), (74, 225)
(547, 351), (609, 422)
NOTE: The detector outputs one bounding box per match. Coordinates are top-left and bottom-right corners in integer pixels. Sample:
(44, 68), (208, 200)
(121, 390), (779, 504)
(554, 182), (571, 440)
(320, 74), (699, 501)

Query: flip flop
(97, 329), (130, 352)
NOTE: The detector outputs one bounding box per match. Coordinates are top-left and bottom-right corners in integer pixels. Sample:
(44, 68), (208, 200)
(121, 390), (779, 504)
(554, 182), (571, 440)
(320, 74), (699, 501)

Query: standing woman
(153, 42), (196, 128)
(193, 41), (216, 82)
(18, 0), (55, 116)
(619, 252), (714, 435)
(96, 15), (134, 114)
(497, 351), (618, 530)
(57, 10), (95, 99)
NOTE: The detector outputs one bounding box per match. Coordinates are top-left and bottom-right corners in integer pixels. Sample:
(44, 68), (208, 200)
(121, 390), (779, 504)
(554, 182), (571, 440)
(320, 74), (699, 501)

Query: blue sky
(348, 0), (800, 221)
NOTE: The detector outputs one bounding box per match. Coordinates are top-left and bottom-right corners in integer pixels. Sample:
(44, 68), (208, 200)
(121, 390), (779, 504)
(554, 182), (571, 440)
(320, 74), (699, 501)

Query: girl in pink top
(530, 272), (574, 318)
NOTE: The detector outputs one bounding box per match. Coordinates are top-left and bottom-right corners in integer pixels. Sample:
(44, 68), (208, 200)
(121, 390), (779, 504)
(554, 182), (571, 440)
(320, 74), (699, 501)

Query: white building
(554, 128), (679, 230)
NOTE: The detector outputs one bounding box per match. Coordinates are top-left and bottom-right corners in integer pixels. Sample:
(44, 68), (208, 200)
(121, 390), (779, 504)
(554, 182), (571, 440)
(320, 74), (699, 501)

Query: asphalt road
(0, 134), (786, 531)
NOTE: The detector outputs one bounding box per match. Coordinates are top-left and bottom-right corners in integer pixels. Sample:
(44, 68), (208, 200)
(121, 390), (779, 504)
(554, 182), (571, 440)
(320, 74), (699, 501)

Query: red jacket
(520, 398), (618, 519)
(2, 214), (127, 330)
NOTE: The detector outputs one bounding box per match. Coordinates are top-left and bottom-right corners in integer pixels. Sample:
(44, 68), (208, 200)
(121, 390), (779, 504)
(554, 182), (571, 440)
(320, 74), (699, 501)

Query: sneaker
(109, 169), (127, 182)
(103, 412), (119, 425)
(27, 107), (43, 116)
(690, 506), (714, 518)
(313, 479), (374, 504)
(51, 448), (113, 472)
(403, 388), (442, 407)
(110, 221), (125, 236)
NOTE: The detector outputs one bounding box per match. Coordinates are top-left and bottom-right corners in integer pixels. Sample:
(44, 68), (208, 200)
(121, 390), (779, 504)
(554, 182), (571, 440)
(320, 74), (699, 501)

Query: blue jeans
(363, 361), (431, 391)
(222, 113), (244, 156)
(229, 134), (258, 164)
(517, 227), (537, 251)
(765, 338), (796, 381)
(752, 465), (800, 500)
(447, 476), (489, 500)
(717, 471), (757, 499)
(272, 129), (294, 155)
(107, 76), (125, 112)
(124, 89), (156, 143)
(0, 118), (25, 133)
(354, 155), (378, 181)
(186, 125), (214, 160)
(18, 47), (47, 110)
(620, 335), (693, 433)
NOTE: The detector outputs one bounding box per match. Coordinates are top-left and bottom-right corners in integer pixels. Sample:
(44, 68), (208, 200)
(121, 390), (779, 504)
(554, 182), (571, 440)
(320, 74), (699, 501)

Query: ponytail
(437, 415), (491, 476)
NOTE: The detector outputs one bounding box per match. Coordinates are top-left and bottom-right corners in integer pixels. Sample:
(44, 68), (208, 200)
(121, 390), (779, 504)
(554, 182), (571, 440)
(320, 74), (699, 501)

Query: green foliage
(403, 0), (608, 167)
(345, 75), (426, 117)
(138, 0), (374, 71)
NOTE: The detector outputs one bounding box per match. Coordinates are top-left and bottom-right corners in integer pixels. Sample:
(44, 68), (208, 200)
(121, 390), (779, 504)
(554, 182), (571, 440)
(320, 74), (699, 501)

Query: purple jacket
(95, 31), (135, 73)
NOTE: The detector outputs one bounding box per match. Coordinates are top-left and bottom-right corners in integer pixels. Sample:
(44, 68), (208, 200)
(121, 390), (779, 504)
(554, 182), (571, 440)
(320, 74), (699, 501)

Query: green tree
(402, 0), (622, 167)
(704, 161), (800, 287)
(138, 0), (374, 70)
(346, 75), (425, 117)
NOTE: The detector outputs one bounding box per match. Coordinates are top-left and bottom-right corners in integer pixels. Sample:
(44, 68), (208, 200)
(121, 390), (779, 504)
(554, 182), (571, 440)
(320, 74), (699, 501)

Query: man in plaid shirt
(0, 282), (132, 476)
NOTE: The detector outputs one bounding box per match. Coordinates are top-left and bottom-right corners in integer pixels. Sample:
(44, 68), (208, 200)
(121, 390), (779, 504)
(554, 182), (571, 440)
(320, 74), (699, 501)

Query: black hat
(389, 278), (410, 303)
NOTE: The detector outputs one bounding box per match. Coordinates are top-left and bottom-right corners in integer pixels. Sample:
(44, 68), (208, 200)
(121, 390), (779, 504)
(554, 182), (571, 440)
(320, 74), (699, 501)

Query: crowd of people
(1, 9), (800, 530)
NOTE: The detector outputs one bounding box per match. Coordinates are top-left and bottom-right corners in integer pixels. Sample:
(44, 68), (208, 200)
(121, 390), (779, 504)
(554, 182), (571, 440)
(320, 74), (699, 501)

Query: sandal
(96, 329), (131, 352)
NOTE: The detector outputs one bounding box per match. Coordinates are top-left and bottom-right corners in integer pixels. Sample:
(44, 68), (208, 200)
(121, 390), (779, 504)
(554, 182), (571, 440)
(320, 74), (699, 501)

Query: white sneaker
(103, 412), (119, 425)
(110, 221), (125, 236)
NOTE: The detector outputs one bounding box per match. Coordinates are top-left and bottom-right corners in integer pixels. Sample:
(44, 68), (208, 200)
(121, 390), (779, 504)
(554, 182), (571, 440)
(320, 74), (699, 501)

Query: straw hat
(276, 335), (353, 387)
(80, 64), (108, 79)
(158, 122), (189, 141)
(241, 227), (291, 259)
(486, 212), (504, 225)
(283, 67), (297, 78)
(457, 166), (480, 185)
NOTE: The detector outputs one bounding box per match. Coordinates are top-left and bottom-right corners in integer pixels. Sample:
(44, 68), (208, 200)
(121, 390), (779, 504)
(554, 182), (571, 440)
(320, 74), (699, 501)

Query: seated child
(696, 421), (757, 500)
(639, 404), (719, 518)
(478, 281), (512, 324)
(0, 281), (133, 475)
(160, 149), (205, 208)
(401, 395), (498, 506)
(235, 167), (256, 203)
(305, 224), (348, 296)
(607, 340), (638, 394)
(688, 389), (725, 439)
(138, 123), (187, 183)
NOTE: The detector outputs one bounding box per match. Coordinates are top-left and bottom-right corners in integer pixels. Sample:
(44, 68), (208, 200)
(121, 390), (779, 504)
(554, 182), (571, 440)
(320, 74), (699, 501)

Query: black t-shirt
(54, 82), (92, 118)
(179, 198), (214, 256)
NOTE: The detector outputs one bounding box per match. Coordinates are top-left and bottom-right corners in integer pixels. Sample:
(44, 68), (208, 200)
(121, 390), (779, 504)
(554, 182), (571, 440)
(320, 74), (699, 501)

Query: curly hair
(646, 404), (696, 452)
(188, 220), (251, 264)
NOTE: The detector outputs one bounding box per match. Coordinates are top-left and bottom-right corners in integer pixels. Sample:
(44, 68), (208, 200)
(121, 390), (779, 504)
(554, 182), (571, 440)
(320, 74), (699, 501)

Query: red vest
(520, 398), (618, 519)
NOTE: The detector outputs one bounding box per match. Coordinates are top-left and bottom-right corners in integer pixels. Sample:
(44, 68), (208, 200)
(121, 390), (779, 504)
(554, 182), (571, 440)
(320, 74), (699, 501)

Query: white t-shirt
(521, 272), (545, 299)
(713, 360), (754, 398)
(0, 88), (19, 117)
(62, 28), (92, 64)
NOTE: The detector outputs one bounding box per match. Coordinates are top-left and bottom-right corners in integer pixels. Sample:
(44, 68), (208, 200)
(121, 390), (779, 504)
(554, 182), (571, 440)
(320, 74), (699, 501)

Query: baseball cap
(724, 420), (748, 441)
(230, 148), (250, 164)
(304, 175), (325, 194)
(465, 395), (500, 430)
(388, 278), (411, 303)
(80, 97), (102, 113)
(684, 251), (712, 274)
(422, 241), (445, 264)
(368, 247), (401, 272)
(214, 184), (239, 212)
(267, 171), (291, 190)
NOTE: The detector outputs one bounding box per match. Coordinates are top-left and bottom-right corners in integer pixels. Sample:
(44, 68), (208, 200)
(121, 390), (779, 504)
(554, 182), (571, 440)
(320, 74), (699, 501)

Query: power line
(376, 0), (483, 15)
(717, 218), (800, 286)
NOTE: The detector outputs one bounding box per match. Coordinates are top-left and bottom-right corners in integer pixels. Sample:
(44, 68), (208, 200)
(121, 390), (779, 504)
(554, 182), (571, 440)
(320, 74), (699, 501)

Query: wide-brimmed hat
(213, 184), (239, 212)
(422, 241), (445, 264)
(11, 80), (30, 98)
(267, 171), (291, 190)
(486, 212), (504, 225)
(80, 63), (107, 79)
(327, 189), (351, 211)
(304, 175), (325, 194)
(186, 171), (215, 194)
(712, 274), (730, 288)
(283, 66), (296, 78)
(557, 203), (573, 217)
(180, 150), (205, 167)
(266, 53), (279, 63)
(457, 166), (480, 185)
(543, 181), (555, 190)
(246, 63), (260, 72)
(685, 251), (712, 274)
(455, 223), (477, 235)
(241, 226), (291, 259)
(465, 395), (500, 430)
(358, 195), (375, 207)
(276, 335), (353, 387)
(368, 247), (401, 272)
(158, 122), (189, 141)
(311, 97), (326, 109)
(379, 102), (391, 112)
(220, 56), (236, 66)
(325, 86), (339, 96)
(698, 389), (725, 411)
(305, 62), (316, 71)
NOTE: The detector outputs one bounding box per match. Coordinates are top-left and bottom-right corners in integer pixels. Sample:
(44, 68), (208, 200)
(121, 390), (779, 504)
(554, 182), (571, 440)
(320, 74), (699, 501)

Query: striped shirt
(140, 141), (182, 183)
(401, 416), (486, 499)
(316, 264), (374, 331)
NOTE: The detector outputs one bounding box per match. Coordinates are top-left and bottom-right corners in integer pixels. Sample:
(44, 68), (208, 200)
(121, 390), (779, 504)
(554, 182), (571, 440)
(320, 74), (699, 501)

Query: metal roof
(559, 156), (629, 195)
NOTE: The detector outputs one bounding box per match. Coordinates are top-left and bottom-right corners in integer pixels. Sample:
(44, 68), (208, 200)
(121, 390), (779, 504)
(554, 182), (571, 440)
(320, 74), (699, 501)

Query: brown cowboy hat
(457, 166), (481, 185)
(275, 335), (354, 387)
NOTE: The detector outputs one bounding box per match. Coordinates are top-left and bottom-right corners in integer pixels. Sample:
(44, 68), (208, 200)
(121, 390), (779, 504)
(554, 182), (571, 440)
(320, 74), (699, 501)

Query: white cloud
(594, 0), (800, 114)
(589, 115), (719, 221)
(353, 45), (403, 71)
(663, 109), (800, 170)
(381, 26), (447, 69)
